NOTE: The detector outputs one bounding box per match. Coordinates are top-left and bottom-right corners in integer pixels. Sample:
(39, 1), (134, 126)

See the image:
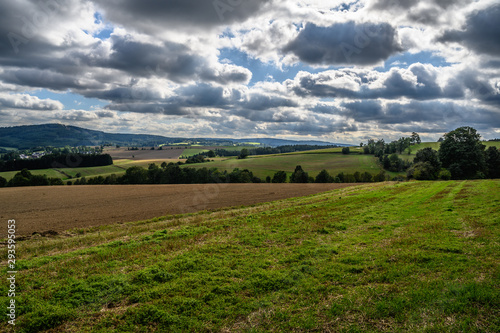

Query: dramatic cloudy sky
(1, 0), (499, 143)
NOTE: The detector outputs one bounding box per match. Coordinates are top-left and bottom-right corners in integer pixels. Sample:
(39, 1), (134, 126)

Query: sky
(0, 0), (499, 144)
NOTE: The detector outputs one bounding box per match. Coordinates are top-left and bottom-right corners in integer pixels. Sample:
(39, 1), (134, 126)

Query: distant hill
(231, 138), (347, 147)
(0, 124), (343, 149)
(0, 124), (185, 149)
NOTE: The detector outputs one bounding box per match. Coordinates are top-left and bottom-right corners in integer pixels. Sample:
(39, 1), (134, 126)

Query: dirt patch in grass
(0, 183), (358, 236)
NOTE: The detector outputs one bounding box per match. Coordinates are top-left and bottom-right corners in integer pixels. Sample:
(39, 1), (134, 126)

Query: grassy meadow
(1, 180), (499, 332)
(184, 153), (387, 179)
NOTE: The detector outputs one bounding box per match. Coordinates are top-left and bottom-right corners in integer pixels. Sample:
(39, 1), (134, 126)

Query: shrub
(315, 169), (333, 183)
(272, 171), (287, 183)
(342, 147), (350, 154)
(290, 165), (309, 183)
(439, 169), (452, 180)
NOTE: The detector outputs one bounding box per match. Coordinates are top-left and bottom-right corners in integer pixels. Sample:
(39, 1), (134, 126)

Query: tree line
(69, 163), (389, 186)
(202, 144), (340, 158)
(0, 162), (391, 187)
(0, 153), (113, 172)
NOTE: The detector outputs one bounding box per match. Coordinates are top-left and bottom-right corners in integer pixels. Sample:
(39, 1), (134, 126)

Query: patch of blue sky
(219, 47), (339, 85)
(91, 12), (113, 39)
(377, 51), (451, 71)
(31, 89), (107, 110)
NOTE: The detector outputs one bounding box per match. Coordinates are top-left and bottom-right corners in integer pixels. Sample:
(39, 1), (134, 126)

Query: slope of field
(0, 183), (355, 236)
(185, 153), (384, 179)
(0, 180), (498, 332)
(105, 147), (185, 160)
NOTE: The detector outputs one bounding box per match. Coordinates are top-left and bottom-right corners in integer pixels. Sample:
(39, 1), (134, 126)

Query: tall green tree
(438, 127), (486, 179)
(238, 148), (249, 159)
(290, 165), (309, 183)
(485, 146), (500, 178)
(315, 169), (333, 183)
(412, 147), (441, 179)
(272, 171), (287, 183)
(411, 132), (421, 145)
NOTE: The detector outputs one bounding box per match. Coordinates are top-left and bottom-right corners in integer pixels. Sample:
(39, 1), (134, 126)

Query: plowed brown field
(0, 183), (358, 236)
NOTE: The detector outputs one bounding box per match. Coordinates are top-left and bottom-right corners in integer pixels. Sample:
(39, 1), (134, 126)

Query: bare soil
(0, 183), (358, 236)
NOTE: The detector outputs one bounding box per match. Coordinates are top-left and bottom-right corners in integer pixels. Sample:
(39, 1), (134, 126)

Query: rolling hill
(0, 124), (341, 149)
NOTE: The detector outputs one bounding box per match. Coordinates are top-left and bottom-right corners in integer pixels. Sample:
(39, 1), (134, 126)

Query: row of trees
(0, 169), (63, 187)
(0, 153), (113, 172)
(199, 145), (340, 159)
(71, 163), (262, 185)
(267, 166), (389, 184)
(362, 132), (421, 156)
(408, 127), (500, 180)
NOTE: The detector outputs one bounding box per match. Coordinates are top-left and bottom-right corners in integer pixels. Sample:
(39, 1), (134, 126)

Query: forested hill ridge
(0, 124), (339, 149)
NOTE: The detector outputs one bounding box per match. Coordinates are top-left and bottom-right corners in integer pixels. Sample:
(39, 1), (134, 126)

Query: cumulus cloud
(285, 63), (496, 101)
(0, 93), (63, 110)
(93, 0), (271, 33)
(437, 3), (500, 56)
(284, 22), (403, 65)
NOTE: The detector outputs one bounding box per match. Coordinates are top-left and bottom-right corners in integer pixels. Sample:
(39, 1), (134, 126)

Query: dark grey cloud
(284, 22), (403, 65)
(106, 102), (188, 116)
(437, 4), (500, 56)
(311, 103), (341, 115)
(261, 121), (359, 136)
(104, 83), (230, 115)
(336, 99), (500, 130)
(0, 68), (103, 91)
(341, 100), (383, 121)
(103, 83), (294, 117)
(95, 110), (116, 118)
(369, 0), (472, 26)
(93, 0), (270, 33)
(240, 94), (297, 111)
(75, 36), (252, 84)
(371, 0), (463, 10)
(232, 110), (304, 123)
(382, 101), (460, 124)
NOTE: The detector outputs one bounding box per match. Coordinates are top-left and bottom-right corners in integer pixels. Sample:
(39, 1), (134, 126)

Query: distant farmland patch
(0, 183), (357, 236)
(185, 153), (385, 179)
(105, 147), (185, 160)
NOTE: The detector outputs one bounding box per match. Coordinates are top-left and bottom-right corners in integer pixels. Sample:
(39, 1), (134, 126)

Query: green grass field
(0, 168), (64, 180)
(185, 153), (387, 179)
(181, 148), (210, 157)
(1, 180), (498, 332)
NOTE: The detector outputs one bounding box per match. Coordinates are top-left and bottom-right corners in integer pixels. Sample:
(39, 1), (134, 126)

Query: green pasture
(185, 153), (386, 179)
(1, 180), (498, 332)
